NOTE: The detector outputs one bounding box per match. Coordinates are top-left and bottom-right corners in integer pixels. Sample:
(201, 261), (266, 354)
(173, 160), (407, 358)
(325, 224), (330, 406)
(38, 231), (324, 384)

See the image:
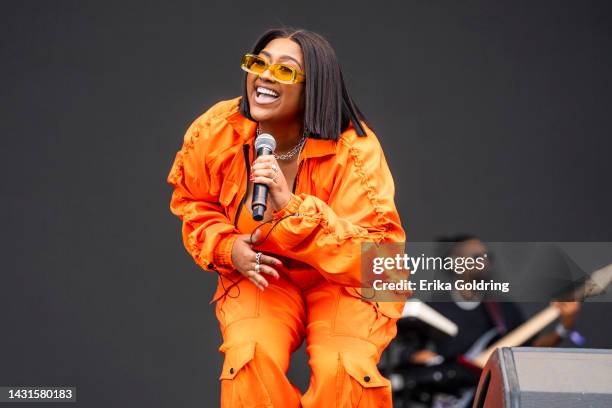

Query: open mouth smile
(254, 86), (280, 105)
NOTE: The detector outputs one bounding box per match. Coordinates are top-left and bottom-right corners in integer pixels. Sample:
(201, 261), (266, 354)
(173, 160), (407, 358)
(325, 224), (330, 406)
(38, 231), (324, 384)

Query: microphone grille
(255, 133), (276, 151)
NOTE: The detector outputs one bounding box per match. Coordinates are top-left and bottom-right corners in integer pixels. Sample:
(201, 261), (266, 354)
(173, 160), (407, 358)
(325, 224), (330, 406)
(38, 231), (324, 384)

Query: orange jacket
(167, 97), (406, 301)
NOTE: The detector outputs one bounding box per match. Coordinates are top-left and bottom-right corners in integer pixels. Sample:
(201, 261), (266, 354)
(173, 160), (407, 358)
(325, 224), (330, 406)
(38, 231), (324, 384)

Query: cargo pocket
(219, 342), (273, 407)
(219, 342), (255, 381)
(338, 352), (392, 408)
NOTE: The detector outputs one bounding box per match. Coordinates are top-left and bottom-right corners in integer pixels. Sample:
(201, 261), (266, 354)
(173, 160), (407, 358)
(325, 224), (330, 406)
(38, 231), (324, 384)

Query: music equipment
(252, 133), (276, 221)
(472, 263), (612, 367)
(473, 347), (612, 407)
(401, 299), (459, 338)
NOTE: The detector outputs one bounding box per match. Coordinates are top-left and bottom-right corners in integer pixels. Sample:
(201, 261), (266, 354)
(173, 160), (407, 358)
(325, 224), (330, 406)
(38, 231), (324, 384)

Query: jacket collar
(300, 137), (337, 159)
(226, 103), (337, 160)
(226, 103), (257, 142)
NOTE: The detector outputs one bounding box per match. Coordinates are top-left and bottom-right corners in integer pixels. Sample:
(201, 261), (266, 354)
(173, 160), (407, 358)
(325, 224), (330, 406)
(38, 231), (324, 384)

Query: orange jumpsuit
(167, 97), (406, 407)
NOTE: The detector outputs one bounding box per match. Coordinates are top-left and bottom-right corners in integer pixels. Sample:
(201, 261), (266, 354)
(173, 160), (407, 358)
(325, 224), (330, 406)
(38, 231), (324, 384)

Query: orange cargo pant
(214, 270), (400, 408)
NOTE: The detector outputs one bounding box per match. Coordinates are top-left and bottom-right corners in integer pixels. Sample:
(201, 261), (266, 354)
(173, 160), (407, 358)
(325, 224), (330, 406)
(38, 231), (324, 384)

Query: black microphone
(252, 133), (276, 221)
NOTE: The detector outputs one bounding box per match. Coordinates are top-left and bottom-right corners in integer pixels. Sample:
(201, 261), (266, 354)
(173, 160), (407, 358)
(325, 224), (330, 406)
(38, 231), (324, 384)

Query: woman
(167, 28), (406, 407)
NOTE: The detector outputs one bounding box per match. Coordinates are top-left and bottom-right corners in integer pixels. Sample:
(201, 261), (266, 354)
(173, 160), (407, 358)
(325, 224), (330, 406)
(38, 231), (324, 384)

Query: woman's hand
(251, 155), (291, 212)
(230, 229), (282, 291)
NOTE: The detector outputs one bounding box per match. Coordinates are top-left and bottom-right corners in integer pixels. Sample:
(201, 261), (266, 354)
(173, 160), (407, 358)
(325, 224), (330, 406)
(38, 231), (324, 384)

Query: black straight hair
(239, 28), (369, 140)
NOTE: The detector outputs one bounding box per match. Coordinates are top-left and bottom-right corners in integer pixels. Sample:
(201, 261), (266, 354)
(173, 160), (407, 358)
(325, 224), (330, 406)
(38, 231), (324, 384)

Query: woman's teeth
(257, 86), (278, 97)
(255, 86), (279, 104)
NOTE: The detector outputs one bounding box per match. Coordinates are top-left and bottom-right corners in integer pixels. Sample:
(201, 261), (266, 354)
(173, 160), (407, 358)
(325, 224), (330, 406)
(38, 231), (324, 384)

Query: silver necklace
(256, 125), (307, 161)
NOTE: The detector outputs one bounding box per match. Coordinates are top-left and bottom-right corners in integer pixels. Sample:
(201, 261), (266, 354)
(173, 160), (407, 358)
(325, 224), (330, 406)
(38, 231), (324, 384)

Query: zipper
(234, 143), (251, 227)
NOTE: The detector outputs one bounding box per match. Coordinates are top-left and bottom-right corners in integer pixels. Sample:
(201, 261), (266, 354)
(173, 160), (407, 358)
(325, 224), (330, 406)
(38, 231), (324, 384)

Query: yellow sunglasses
(240, 53), (305, 84)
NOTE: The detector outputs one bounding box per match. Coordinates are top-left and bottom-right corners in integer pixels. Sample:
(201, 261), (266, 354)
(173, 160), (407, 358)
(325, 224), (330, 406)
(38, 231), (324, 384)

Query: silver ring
(255, 252), (262, 265)
(254, 263), (261, 273)
(271, 164), (278, 173)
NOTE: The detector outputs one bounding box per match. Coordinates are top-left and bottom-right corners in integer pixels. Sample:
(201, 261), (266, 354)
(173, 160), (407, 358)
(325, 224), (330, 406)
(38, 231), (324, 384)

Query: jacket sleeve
(166, 113), (239, 274)
(269, 133), (406, 287)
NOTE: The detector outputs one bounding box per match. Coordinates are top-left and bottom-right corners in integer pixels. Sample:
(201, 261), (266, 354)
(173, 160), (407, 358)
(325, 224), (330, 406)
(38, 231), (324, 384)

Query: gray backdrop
(1, 1), (611, 407)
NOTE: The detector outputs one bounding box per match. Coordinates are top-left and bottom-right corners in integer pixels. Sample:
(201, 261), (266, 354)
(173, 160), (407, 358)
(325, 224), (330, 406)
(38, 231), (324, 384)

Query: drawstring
(210, 266), (242, 303)
(249, 213), (296, 246)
